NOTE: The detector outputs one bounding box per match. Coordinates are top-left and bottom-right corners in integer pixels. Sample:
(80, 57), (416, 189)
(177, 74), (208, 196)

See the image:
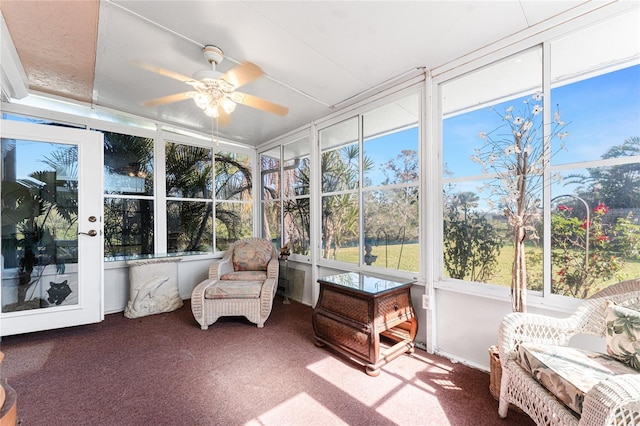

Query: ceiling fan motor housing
(203, 45), (224, 65)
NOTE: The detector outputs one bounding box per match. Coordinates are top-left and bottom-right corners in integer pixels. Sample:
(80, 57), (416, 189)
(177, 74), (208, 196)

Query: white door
(0, 120), (104, 336)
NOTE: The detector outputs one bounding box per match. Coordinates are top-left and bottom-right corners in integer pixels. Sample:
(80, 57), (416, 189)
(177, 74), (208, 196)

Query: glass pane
(166, 142), (212, 198)
(363, 94), (419, 187)
(363, 188), (419, 272)
(167, 200), (212, 253)
(283, 137), (310, 198)
(261, 150), (281, 201)
(104, 198), (154, 259)
(321, 193), (359, 264)
(442, 47), (543, 179)
(321, 142), (360, 193)
(1, 139), (79, 312)
(283, 136), (310, 162)
(442, 181), (543, 287)
(550, 167), (640, 298)
(320, 117), (359, 193)
(215, 202), (253, 251)
(550, 65), (640, 165)
(284, 198), (310, 255)
(319, 116), (358, 151)
(283, 157), (310, 198)
(215, 151), (252, 201)
(103, 131), (154, 196)
(550, 11), (639, 84)
(364, 127), (419, 188)
(262, 201), (281, 247)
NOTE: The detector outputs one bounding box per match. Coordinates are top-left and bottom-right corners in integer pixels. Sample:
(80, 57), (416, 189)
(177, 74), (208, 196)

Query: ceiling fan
(135, 45), (288, 125)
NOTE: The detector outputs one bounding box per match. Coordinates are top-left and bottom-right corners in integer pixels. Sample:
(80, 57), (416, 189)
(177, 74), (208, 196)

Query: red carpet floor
(0, 298), (534, 425)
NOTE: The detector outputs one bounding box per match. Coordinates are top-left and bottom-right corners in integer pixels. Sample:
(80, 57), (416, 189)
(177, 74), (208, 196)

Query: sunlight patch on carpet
(306, 356), (403, 406)
(246, 392), (348, 426)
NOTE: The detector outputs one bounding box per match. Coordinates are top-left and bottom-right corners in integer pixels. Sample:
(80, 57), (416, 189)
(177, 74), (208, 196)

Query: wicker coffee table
(312, 272), (417, 376)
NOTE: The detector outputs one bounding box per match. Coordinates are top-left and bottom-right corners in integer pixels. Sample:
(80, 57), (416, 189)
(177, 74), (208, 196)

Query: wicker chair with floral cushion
(191, 238), (279, 329)
(498, 278), (640, 426)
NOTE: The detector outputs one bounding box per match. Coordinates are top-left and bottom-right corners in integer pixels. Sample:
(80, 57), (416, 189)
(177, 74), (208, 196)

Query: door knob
(78, 230), (98, 237)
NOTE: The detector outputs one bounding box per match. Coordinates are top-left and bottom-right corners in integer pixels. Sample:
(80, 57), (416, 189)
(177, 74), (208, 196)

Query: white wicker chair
(498, 278), (640, 426)
(191, 238), (279, 329)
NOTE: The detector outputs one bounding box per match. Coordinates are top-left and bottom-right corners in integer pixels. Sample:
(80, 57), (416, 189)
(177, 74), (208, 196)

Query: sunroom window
(441, 9), (640, 298)
(102, 130), (154, 259)
(547, 12), (640, 298)
(319, 92), (421, 273)
(165, 141), (213, 254)
(215, 150), (253, 251)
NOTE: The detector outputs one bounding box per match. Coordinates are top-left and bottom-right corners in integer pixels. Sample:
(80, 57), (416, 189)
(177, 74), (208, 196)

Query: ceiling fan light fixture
(203, 104), (219, 118)
(221, 97), (236, 114)
(193, 93), (210, 109)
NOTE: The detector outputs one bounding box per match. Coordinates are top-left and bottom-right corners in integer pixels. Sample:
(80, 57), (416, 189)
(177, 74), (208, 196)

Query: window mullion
(542, 41), (552, 297)
(155, 132), (168, 254)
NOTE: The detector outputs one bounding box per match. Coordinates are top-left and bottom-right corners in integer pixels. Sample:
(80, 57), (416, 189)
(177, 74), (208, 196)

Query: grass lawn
(329, 243), (640, 294)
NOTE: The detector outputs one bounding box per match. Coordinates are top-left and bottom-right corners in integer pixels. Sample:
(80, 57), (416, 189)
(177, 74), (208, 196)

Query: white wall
(103, 257), (212, 314)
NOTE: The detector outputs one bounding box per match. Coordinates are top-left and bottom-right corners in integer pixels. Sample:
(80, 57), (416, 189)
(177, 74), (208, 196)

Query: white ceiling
(1, 0), (617, 146)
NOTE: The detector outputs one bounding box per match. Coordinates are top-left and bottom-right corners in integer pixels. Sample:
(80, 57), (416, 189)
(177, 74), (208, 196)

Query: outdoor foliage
(1, 143), (78, 311)
(551, 202), (640, 298)
(443, 191), (504, 281)
(321, 145), (362, 260)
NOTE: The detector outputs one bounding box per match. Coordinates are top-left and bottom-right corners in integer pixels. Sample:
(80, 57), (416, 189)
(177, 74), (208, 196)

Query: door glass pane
(1, 139), (79, 312)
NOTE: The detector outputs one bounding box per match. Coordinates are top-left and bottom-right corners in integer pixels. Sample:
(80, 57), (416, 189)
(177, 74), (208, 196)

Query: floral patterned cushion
(204, 281), (263, 299)
(220, 271), (268, 281)
(517, 343), (637, 415)
(232, 240), (273, 271)
(605, 300), (640, 370)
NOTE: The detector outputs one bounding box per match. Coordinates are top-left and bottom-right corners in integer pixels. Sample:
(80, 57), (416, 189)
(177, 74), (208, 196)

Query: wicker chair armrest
(498, 312), (576, 360)
(209, 258), (233, 279)
(266, 257), (279, 279)
(580, 374), (640, 426)
(260, 276), (278, 298)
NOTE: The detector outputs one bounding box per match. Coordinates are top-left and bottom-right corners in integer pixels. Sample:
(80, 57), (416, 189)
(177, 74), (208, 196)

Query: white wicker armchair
(191, 238), (279, 329)
(498, 278), (640, 426)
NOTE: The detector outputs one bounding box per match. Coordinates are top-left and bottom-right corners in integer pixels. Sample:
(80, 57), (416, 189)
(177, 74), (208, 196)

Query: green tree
(566, 137), (640, 209)
(321, 145), (363, 259)
(443, 191), (504, 281)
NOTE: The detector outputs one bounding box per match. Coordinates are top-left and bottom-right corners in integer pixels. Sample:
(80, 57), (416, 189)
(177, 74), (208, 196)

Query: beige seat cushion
(219, 271), (268, 281)
(517, 342), (637, 415)
(204, 281), (263, 299)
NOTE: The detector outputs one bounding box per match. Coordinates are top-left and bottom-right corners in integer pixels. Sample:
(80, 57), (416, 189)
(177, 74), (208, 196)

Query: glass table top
(318, 272), (414, 294)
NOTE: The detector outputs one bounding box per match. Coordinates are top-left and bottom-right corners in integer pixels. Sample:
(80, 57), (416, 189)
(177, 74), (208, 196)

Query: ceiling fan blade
(236, 92), (289, 116)
(131, 61), (194, 83)
(221, 62), (263, 88)
(141, 91), (194, 107)
(218, 109), (232, 126)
